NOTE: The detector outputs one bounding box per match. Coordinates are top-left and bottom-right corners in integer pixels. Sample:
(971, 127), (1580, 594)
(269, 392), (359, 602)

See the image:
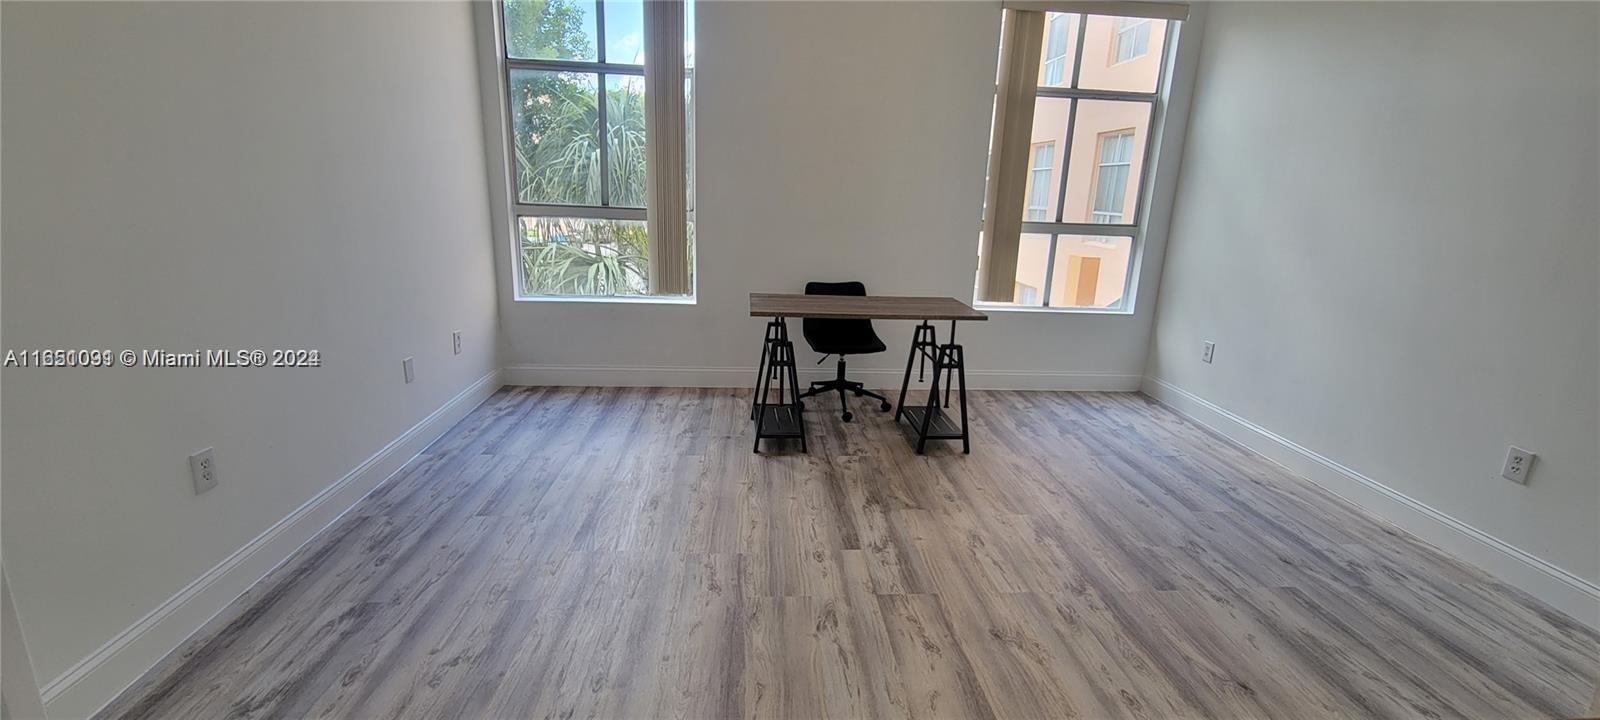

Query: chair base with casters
(798, 356), (893, 422)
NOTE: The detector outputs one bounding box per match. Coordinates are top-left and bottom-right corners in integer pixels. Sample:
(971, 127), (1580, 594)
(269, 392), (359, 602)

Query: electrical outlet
(1501, 446), (1534, 485)
(1202, 341), (1216, 364)
(452, 331), (462, 355)
(402, 356), (415, 384)
(189, 448), (217, 494)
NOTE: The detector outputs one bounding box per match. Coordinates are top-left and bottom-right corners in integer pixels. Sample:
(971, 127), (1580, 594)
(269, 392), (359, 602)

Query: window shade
(976, 8), (1045, 303)
(644, 0), (691, 295)
(1001, 1), (1189, 21)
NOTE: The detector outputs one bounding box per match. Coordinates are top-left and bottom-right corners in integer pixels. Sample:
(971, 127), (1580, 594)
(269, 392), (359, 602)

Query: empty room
(3, 0), (1598, 718)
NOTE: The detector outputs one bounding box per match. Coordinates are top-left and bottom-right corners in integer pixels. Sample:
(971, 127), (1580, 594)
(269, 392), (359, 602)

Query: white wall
(1147, 2), (1599, 611)
(492, 1), (1201, 391)
(1, 1), (499, 713)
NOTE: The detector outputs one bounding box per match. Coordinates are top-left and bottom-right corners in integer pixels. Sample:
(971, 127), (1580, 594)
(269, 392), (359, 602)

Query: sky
(573, 0), (694, 66)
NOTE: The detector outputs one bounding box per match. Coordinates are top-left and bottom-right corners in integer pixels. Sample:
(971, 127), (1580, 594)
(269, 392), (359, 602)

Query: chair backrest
(802, 281), (876, 353)
(805, 281), (867, 298)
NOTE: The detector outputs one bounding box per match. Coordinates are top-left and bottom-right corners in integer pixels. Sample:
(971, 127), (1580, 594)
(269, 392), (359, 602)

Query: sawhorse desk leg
(895, 321), (970, 454)
(751, 317), (806, 453)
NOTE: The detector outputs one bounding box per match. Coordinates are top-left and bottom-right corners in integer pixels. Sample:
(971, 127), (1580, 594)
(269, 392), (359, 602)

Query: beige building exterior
(1011, 14), (1166, 308)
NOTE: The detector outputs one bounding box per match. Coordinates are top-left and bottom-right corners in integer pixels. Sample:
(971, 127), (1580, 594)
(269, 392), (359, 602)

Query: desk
(749, 293), (988, 454)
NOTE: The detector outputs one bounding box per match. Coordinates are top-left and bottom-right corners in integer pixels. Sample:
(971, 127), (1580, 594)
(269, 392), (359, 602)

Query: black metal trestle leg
(895, 321), (970, 454)
(917, 347), (942, 454)
(895, 323), (936, 422)
(752, 318), (807, 454)
(752, 320), (779, 421)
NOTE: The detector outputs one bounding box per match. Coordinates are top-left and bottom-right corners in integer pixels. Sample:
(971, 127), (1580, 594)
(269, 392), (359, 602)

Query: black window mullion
(505, 58), (642, 75)
(595, 2), (609, 207)
(1068, 13), (1088, 89)
(597, 71), (610, 207)
(1041, 234), (1060, 306)
(1052, 98), (1077, 224)
(595, 0), (606, 63)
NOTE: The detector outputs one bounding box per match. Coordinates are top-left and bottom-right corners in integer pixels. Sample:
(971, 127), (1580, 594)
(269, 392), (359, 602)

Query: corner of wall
(36, 371), (503, 720)
(1140, 374), (1600, 631)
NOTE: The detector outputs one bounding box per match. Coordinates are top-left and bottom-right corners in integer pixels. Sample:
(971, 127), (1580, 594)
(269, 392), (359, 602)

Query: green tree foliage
(503, 0), (593, 61)
(520, 218), (647, 295)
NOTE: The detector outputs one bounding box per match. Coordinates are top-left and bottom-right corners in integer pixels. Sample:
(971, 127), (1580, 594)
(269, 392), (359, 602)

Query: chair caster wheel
(842, 412), (854, 422)
(880, 402), (892, 411)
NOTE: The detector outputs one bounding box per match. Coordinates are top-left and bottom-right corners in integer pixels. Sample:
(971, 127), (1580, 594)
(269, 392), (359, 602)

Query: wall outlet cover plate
(189, 448), (217, 494)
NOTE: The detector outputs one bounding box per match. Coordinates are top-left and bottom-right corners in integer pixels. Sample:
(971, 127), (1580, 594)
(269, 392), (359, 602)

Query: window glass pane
(1091, 132), (1134, 223)
(504, 0), (598, 61)
(606, 75), (647, 207)
(1048, 235), (1132, 308)
(684, 0), (696, 68)
(1037, 13), (1079, 88)
(603, 0), (645, 64)
(685, 75), (696, 212)
(1024, 97), (1070, 222)
(1113, 18), (1151, 63)
(518, 216), (649, 296)
(510, 70), (600, 205)
(1077, 15), (1167, 92)
(1059, 99), (1149, 224)
(1025, 144), (1054, 221)
(1010, 233), (1053, 306)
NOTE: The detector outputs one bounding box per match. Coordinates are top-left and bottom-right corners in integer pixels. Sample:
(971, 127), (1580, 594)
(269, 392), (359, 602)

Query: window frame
(1025, 142), (1055, 222)
(1042, 13), (1070, 85)
(501, 6), (647, 220)
(486, 0), (695, 303)
(980, 11), (1176, 314)
(1112, 17), (1152, 64)
(1090, 129), (1135, 224)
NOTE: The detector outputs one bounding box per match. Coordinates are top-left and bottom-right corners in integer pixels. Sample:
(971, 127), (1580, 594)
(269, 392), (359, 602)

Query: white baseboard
(1141, 375), (1600, 631)
(502, 364), (1143, 391)
(39, 370), (504, 720)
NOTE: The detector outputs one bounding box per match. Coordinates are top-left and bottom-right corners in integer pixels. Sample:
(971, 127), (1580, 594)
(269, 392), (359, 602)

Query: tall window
(1091, 131), (1134, 223)
(1025, 143), (1055, 221)
(497, 0), (694, 298)
(1042, 14), (1070, 85)
(975, 9), (1174, 311)
(1113, 17), (1151, 63)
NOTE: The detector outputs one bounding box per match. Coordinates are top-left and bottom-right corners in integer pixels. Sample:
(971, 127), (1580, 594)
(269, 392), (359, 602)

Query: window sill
(513, 294), (697, 306)
(974, 302), (1134, 316)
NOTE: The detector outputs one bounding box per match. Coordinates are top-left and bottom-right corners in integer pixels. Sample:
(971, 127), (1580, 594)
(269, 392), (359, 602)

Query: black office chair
(797, 281), (894, 422)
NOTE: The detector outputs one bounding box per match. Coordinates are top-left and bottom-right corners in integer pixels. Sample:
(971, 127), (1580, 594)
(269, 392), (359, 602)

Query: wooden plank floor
(100, 387), (1600, 719)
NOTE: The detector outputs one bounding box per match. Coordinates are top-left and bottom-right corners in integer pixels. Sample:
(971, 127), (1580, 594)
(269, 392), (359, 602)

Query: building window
(1113, 17), (1151, 63)
(496, 0), (694, 299)
(975, 10), (1173, 311)
(1042, 13), (1070, 85)
(1091, 131), (1134, 224)
(1026, 143), (1055, 221)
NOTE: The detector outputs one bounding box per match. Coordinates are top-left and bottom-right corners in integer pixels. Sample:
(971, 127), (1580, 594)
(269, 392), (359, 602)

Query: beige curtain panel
(976, 8), (1045, 304)
(645, 0), (691, 295)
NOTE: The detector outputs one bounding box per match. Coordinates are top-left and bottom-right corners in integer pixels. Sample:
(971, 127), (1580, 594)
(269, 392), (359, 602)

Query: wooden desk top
(749, 293), (988, 321)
